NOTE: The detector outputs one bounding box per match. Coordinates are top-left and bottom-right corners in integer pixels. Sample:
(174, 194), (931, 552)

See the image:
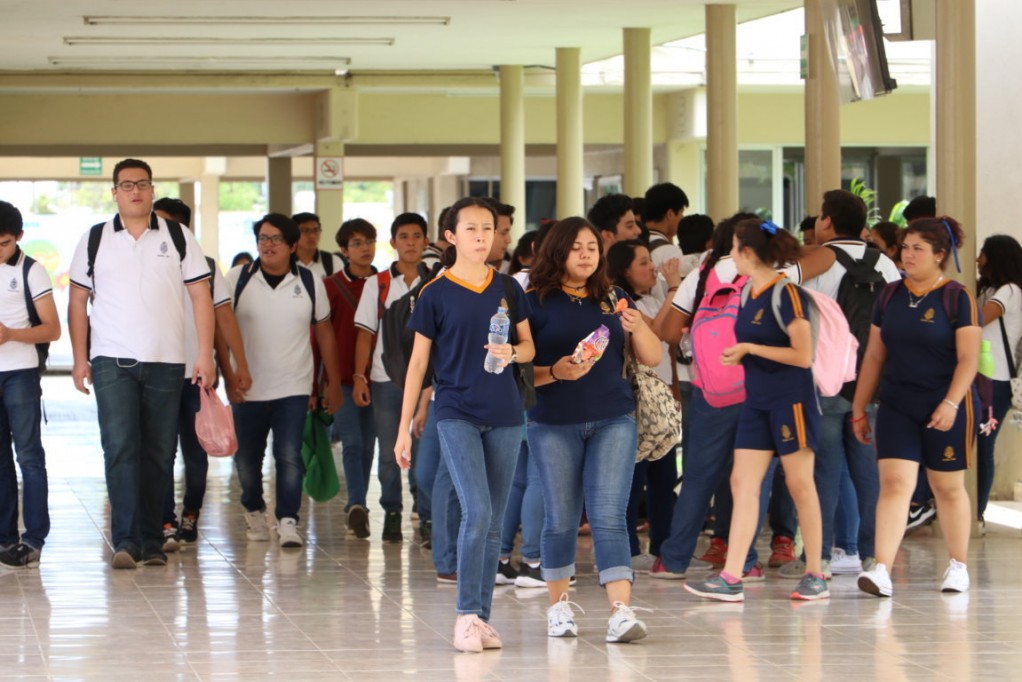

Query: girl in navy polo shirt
(527, 217), (662, 643)
(852, 217), (980, 597)
(394, 197), (535, 654)
(685, 219), (828, 603)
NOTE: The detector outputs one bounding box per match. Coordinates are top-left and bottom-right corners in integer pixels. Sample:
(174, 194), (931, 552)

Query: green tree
(220, 182), (267, 212)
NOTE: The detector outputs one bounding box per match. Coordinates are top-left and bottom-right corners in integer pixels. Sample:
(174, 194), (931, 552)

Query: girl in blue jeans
(526, 217), (662, 643)
(394, 197), (535, 654)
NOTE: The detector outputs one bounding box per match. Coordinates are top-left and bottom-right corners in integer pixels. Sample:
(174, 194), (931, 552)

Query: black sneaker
(0, 543), (41, 570)
(347, 505), (370, 539)
(177, 511), (199, 544)
(906, 502), (936, 532)
(496, 560), (518, 585)
(161, 523), (179, 553)
(515, 562), (546, 588)
(112, 544), (140, 570)
(419, 519), (432, 549)
(142, 549), (168, 566)
(382, 512), (403, 543)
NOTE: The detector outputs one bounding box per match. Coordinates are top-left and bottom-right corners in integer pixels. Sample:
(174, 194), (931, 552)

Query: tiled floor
(3, 378), (1022, 681)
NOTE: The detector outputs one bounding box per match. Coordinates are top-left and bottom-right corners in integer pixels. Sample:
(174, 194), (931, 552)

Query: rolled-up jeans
(529, 413), (637, 586)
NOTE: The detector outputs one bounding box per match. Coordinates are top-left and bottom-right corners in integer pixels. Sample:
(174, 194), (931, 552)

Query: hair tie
(759, 220), (779, 236)
(942, 219), (961, 273)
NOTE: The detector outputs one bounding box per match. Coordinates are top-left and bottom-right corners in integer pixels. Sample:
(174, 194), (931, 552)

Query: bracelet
(353, 374), (368, 383)
(667, 286), (679, 293)
(942, 399), (959, 410)
(849, 414), (868, 424)
(549, 366), (561, 382)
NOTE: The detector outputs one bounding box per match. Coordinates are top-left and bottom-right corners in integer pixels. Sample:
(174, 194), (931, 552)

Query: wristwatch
(510, 347), (518, 364)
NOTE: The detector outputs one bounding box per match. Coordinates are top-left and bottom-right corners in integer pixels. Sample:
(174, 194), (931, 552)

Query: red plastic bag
(196, 386), (238, 457)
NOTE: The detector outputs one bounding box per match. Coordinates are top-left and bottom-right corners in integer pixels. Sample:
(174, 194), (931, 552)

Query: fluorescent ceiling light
(83, 15), (450, 27)
(48, 56), (351, 66)
(65, 36), (392, 46)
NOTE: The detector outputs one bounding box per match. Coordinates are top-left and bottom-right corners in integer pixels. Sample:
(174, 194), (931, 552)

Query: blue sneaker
(684, 573), (744, 602)
(791, 573), (830, 601)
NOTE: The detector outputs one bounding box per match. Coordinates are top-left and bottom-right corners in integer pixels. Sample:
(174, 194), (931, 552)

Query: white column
(499, 65), (526, 239)
(314, 141), (345, 234)
(623, 27), (653, 197)
(804, 0), (842, 214)
(705, 5), (738, 223)
(556, 47), (584, 218)
(267, 157), (292, 217)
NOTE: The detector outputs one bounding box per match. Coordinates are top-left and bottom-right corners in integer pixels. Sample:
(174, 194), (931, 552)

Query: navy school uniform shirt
(527, 286), (636, 425)
(873, 280), (980, 399)
(409, 269), (530, 427)
(735, 275), (817, 409)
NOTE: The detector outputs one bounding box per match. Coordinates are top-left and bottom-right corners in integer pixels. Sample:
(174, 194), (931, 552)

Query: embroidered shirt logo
(600, 301), (612, 314)
(781, 425), (794, 442)
(159, 241), (169, 256)
(922, 308), (935, 323)
(753, 309), (764, 325)
(8, 278), (17, 291)
(293, 284), (303, 298)
(943, 446), (956, 462)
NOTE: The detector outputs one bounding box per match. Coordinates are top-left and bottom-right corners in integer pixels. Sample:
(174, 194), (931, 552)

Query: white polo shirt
(980, 283), (1022, 381)
(298, 250), (344, 279)
(183, 261), (232, 378)
(801, 240), (902, 300)
(69, 214), (211, 364)
(226, 263), (330, 402)
(354, 263), (423, 384)
(0, 248), (54, 372)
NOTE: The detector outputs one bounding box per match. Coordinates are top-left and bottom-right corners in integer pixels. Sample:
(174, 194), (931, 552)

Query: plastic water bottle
(979, 339), (995, 378)
(484, 306), (510, 374)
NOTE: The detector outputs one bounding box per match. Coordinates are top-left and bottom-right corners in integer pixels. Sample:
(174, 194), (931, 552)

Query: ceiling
(2, 0), (800, 77)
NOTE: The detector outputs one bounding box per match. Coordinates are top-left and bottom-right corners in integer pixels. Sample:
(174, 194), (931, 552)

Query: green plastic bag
(302, 410), (339, 502)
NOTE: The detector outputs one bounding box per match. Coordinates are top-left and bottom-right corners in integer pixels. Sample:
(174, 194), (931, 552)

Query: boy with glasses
(292, 212), (344, 278)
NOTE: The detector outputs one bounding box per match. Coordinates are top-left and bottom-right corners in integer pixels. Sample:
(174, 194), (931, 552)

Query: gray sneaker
(790, 573), (830, 601)
(684, 573), (745, 602)
(779, 559), (832, 580)
(0, 543), (41, 570)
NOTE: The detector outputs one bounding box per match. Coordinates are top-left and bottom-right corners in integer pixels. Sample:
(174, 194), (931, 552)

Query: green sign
(80, 157), (103, 176)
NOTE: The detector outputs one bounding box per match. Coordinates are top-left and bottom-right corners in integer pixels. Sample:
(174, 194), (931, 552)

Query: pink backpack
(690, 268), (749, 407)
(741, 281), (858, 397)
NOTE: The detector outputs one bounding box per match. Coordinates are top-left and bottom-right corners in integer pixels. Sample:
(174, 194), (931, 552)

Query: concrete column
(556, 47), (584, 218)
(314, 141), (345, 235)
(705, 5), (738, 223)
(431, 174), (461, 239)
(266, 157), (293, 216)
(804, 0), (842, 213)
(178, 182), (196, 219)
(623, 27), (653, 197)
(499, 65), (526, 240)
(197, 174), (220, 259)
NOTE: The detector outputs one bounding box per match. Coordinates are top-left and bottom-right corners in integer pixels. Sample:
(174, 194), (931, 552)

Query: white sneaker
(606, 602), (649, 643)
(830, 548), (862, 575)
(940, 559), (969, 593)
(857, 562), (893, 598)
(277, 517), (304, 548)
(244, 510), (270, 542)
(547, 594), (583, 638)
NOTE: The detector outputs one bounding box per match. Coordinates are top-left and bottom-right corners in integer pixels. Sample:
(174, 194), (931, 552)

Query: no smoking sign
(316, 157), (344, 190)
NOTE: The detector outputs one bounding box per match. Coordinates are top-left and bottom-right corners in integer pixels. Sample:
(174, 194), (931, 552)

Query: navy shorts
(734, 400), (820, 456)
(875, 388), (979, 472)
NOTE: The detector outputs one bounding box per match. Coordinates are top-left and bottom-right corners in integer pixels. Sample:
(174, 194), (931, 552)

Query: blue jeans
(659, 389), (764, 573)
(232, 396), (308, 522)
(436, 419), (521, 619)
(500, 439), (544, 561)
(627, 448), (677, 557)
(370, 381), (408, 514)
(414, 402), (441, 524)
(977, 379), (1011, 519)
(815, 395), (878, 560)
(679, 380), (693, 474)
(334, 384), (376, 511)
(529, 414), (637, 585)
(92, 357), (184, 554)
(834, 459), (860, 554)
(767, 466), (797, 539)
(0, 368), (49, 549)
(431, 455), (461, 575)
(163, 381), (207, 524)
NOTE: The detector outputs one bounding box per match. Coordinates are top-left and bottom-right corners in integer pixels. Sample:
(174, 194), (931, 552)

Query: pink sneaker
(478, 620), (502, 649)
(453, 614), (483, 653)
(743, 562), (766, 582)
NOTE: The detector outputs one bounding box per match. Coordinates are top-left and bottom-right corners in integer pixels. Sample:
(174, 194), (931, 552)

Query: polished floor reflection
(2, 378), (1022, 681)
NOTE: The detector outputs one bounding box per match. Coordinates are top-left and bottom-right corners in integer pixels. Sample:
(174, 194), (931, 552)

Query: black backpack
(826, 244), (886, 401)
(380, 262), (440, 389)
(319, 250), (335, 277)
(21, 254), (49, 372)
(233, 260), (317, 324)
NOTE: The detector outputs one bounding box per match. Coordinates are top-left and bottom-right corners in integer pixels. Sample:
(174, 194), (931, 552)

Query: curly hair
(529, 217), (610, 303)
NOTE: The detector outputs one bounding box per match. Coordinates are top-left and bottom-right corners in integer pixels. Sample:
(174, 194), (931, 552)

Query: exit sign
(80, 157), (103, 176)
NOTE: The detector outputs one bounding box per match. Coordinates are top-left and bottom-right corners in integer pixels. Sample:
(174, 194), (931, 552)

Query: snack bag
(571, 325), (610, 364)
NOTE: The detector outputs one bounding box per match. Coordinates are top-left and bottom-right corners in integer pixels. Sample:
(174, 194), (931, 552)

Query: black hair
(903, 195), (936, 223)
(870, 221), (900, 257)
(642, 183), (689, 223)
(336, 218), (377, 248)
(587, 194), (634, 236)
(902, 216), (965, 272)
(291, 212), (320, 227)
(439, 197), (498, 268)
(820, 189), (867, 237)
(605, 239), (648, 301)
(484, 198), (516, 224)
(153, 197), (192, 227)
(231, 251), (254, 268)
(631, 197), (646, 227)
(113, 158), (152, 186)
(677, 214), (715, 255)
(391, 212), (428, 240)
(253, 213), (300, 248)
(978, 235), (1022, 292)
(510, 231), (537, 275)
(733, 218), (800, 269)
(693, 212), (758, 307)
(0, 200), (24, 237)
(799, 216), (817, 232)
(530, 217), (610, 303)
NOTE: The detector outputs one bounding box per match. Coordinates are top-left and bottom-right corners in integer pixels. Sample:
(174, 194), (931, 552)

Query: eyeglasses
(115, 180), (153, 191)
(257, 235), (286, 245)
(347, 239), (376, 248)
(299, 226), (322, 235)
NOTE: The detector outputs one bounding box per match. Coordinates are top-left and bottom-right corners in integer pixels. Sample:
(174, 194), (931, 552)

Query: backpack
(649, 233), (671, 255)
(690, 267), (748, 407)
(233, 260), (317, 324)
(319, 250), (335, 277)
(378, 262), (438, 388)
(825, 244), (887, 401)
(21, 254), (49, 372)
(86, 216), (187, 284)
(742, 279), (858, 398)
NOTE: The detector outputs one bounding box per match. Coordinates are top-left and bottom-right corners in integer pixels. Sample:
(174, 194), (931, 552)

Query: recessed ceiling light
(83, 15), (450, 27)
(64, 36), (392, 47)
(48, 56), (351, 67)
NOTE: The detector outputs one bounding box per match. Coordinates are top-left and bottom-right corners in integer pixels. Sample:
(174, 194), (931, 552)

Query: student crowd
(1, 158), (1020, 654)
